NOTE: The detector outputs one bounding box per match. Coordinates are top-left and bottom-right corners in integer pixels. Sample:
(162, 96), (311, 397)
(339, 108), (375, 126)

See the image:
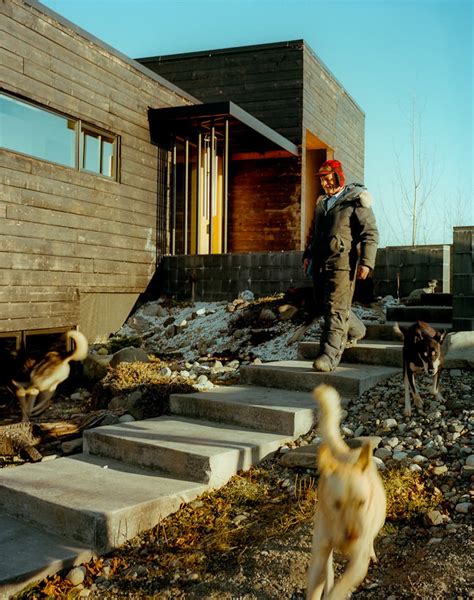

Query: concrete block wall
(452, 227), (474, 331)
(373, 245), (451, 299)
(159, 252), (309, 301)
(158, 243), (454, 303)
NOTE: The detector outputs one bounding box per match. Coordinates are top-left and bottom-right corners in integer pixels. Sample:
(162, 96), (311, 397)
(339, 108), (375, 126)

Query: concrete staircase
(386, 292), (453, 326)
(0, 331), (403, 597)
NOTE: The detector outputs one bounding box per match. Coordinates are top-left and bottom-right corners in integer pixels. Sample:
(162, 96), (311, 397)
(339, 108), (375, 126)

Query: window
(0, 92), (119, 179)
(81, 128), (116, 177)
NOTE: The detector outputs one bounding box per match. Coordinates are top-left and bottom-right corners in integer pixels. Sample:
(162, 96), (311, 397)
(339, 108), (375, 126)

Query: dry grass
(16, 460), (443, 598)
(382, 467), (444, 523)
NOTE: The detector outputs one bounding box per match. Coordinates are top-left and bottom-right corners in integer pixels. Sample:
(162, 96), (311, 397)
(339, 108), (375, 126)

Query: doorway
(171, 128), (226, 255)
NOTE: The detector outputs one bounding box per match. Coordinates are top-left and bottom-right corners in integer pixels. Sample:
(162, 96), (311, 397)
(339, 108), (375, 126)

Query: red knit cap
(316, 159), (345, 188)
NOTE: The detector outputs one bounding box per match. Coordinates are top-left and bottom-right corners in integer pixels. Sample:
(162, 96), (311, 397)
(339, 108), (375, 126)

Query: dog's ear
(357, 442), (373, 472)
(414, 333), (425, 344)
(435, 330), (447, 345)
(318, 442), (337, 475)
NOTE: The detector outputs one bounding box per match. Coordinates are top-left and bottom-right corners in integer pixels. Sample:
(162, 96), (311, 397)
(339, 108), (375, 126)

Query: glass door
(171, 125), (227, 255)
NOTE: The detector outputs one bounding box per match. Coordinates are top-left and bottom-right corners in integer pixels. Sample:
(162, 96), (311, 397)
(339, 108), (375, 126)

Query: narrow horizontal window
(0, 93), (76, 168)
(0, 92), (119, 180)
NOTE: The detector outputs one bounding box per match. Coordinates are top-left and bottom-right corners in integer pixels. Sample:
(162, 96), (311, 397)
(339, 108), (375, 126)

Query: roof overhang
(148, 101), (299, 157)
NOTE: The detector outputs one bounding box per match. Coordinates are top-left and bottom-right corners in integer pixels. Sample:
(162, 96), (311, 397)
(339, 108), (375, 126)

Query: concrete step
(364, 321), (451, 341)
(0, 453), (207, 555)
(420, 292), (452, 306)
(386, 305), (452, 322)
(169, 385), (317, 437)
(83, 416), (295, 488)
(240, 360), (399, 396)
(299, 340), (403, 367)
(0, 514), (93, 598)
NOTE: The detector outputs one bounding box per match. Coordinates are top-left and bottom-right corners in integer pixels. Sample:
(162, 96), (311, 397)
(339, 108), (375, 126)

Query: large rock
(109, 347), (150, 368)
(442, 331), (474, 368)
(83, 352), (113, 381)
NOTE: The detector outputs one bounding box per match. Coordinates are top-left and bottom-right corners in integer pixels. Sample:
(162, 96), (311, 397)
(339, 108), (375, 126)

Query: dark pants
(313, 268), (365, 368)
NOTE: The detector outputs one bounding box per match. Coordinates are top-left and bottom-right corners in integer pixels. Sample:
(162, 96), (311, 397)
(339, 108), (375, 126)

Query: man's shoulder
(343, 183), (373, 208)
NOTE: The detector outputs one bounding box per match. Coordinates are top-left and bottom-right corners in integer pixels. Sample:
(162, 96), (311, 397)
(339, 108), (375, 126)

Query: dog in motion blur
(306, 384), (386, 600)
(10, 330), (88, 421)
(393, 320), (446, 417)
(277, 286), (320, 345)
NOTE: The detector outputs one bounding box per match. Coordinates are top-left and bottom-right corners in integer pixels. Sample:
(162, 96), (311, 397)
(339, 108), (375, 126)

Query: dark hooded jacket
(307, 183), (378, 274)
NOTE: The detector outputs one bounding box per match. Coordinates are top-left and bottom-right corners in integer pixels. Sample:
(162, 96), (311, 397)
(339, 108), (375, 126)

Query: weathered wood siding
(303, 44), (365, 182)
(228, 156), (301, 252)
(138, 41), (305, 145)
(0, 0), (193, 338)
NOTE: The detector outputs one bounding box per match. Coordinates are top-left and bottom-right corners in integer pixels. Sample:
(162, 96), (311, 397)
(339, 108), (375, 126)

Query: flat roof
(148, 101), (299, 156)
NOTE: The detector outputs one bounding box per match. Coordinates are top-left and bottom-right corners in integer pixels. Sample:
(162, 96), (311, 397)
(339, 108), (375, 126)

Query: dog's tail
(393, 322), (405, 340)
(65, 330), (89, 363)
(313, 384), (350, 456)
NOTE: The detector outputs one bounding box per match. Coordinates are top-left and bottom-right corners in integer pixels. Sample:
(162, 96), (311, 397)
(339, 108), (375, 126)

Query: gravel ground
(14, 368), (473, 600)
(5, 295), (473, 599)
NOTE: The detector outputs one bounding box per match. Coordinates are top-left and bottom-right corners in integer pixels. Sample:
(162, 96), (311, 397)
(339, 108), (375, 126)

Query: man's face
(320, 172), (342, 196)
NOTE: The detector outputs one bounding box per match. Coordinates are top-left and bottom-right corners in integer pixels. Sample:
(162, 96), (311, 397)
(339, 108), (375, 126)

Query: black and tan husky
(11, 330), (88, 421)
(394, 321), (447, 416)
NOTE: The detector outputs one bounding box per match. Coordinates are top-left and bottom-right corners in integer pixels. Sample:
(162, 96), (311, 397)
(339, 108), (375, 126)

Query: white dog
(306, 384), (386, 600)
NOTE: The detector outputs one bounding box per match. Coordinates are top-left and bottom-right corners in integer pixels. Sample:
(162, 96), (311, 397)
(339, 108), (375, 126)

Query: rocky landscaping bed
(2, 293), (473, 598)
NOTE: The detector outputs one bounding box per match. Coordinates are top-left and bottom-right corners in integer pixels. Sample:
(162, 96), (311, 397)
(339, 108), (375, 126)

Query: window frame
(0, 90), (120, 181)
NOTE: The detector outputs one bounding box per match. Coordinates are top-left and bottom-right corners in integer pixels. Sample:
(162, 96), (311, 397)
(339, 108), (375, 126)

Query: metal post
(209, 126), (215, 254)
(197, 132), (201, 255)
(224, 119), (229, 253)
(184, 138), (189, 254)
(171, 140), (177, 256)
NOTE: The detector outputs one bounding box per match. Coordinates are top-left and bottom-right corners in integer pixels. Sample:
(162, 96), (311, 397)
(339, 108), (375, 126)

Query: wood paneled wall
(228, 156), (301, 252)
(138, 41), (305, 145)
(0, 0), (193, 336)
(303, 44), (365, 182)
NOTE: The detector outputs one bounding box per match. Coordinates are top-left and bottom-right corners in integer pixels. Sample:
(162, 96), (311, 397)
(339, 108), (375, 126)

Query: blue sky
(41, 0), (473, 247)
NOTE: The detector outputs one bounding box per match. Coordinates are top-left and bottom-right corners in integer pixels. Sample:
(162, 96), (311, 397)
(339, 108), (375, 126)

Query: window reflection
(0, 93), (117, 179)
(82, 131), (101, 174)
(0, 94), (76, 168)
(101, 139), (114, 177)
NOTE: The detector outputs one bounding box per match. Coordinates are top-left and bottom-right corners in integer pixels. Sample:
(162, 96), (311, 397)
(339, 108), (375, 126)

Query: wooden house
(1, 1), (364, 346)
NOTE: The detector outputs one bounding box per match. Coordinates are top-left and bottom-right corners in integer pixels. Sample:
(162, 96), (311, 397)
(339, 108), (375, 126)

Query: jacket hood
(342, 183), (373, 207)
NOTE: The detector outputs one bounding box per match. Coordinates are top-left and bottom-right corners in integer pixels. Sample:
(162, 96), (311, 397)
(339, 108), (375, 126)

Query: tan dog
(12, 330), (88, 421)
(307, 384), (386, 600)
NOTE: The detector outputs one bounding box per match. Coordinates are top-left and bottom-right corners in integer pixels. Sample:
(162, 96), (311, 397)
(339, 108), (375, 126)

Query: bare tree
(441, 186), (472, 243)
(394, 97), (439, 246)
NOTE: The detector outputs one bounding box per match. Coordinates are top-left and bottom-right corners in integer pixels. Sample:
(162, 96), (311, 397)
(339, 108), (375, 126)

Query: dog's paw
(413, 395), (423, 409)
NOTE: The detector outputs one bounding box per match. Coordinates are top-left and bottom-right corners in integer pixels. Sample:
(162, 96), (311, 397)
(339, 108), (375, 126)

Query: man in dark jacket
(304, 159), (378, 372)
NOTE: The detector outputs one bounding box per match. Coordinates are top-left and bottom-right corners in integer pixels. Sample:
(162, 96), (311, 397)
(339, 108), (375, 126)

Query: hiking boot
(345, 336), (363, 349)
(312, 354), (334, 372)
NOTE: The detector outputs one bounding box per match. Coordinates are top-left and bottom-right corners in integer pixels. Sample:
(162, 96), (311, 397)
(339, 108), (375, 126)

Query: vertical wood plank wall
(0, 0), (193, 338)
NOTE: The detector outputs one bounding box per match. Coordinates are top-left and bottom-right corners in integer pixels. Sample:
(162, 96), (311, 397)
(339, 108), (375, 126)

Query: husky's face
(415, 334), (445, 376)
